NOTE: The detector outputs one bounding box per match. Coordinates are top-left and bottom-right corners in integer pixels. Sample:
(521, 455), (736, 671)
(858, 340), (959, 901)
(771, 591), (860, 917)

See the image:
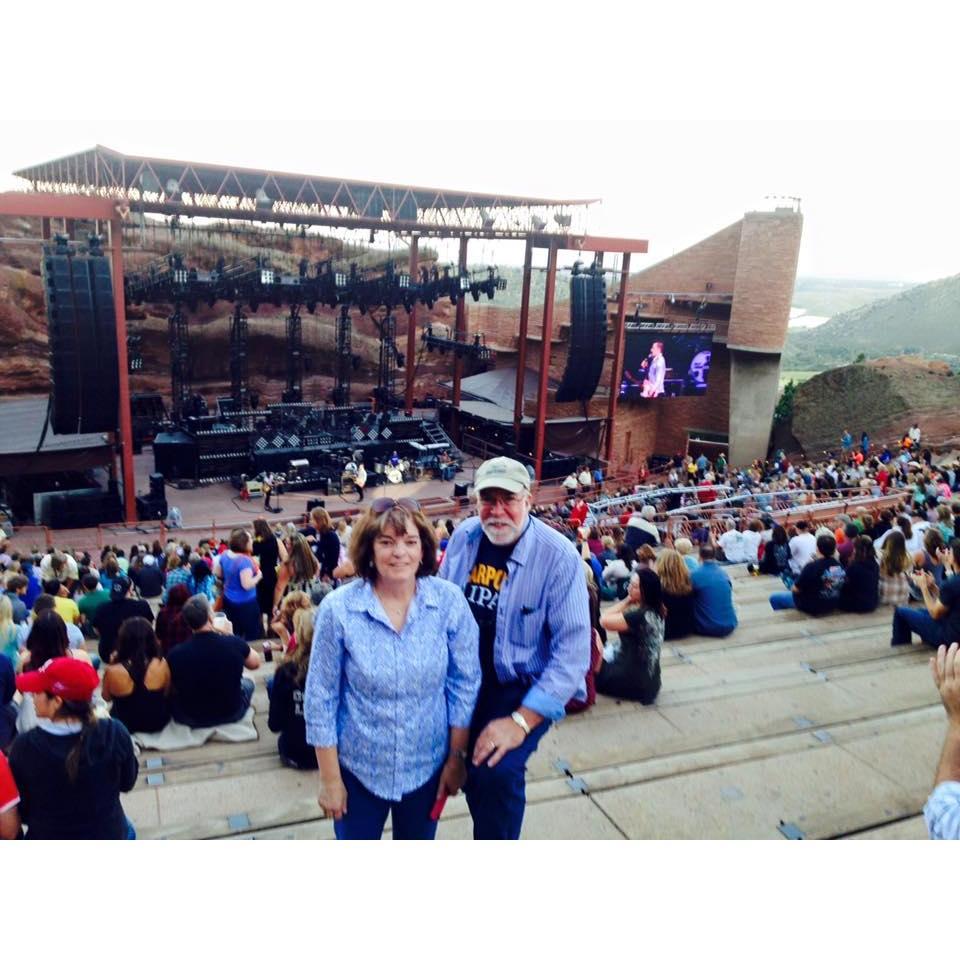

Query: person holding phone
(305, 497), (480, 840)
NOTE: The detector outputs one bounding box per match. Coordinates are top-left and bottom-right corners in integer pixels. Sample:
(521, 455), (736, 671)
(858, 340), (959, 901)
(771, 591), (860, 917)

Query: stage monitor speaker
(42, 245), (120, 434)
(149, 472), (165, 499)
(453, 482), (470, 498)
(306, 498), (326, 511)
(136, 495), (168, 521)
(554, 271), (607, 403)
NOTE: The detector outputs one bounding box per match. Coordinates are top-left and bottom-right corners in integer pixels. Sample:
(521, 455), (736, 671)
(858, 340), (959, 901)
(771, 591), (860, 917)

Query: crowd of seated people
(2, 433), (960, 837)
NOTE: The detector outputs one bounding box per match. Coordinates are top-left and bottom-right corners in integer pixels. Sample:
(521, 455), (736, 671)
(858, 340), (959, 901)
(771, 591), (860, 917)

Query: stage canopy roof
(13, 145), (598, 238)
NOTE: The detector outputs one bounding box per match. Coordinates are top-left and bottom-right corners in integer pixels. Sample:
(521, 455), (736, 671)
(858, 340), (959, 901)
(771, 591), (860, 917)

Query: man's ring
(489, 742), (497, 751)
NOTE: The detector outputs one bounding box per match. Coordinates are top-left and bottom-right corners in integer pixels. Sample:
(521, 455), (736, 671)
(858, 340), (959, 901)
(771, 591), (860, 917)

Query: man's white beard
(481, 518), (522, 546)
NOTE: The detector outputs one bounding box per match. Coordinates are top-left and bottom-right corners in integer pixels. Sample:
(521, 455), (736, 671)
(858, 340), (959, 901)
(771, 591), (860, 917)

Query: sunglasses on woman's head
(371, 497), (421, 515)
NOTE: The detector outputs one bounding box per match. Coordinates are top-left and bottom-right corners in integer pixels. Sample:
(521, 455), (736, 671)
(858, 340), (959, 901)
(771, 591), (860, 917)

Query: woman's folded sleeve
(304, 599), (343, 747)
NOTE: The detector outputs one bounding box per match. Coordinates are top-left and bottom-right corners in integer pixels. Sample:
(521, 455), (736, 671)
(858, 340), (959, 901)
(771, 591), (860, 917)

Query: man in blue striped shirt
(440, 456), (591, 839)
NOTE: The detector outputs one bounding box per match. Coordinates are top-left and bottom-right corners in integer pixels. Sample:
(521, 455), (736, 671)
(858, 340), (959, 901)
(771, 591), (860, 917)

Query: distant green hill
(784, 273), (960, 371)
(791, 276), (912, 318)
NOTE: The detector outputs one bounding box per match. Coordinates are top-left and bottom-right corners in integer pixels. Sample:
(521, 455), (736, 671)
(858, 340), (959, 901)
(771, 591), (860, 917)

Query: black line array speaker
(42, 242), (120, 434)
(554, 271), (607, 403)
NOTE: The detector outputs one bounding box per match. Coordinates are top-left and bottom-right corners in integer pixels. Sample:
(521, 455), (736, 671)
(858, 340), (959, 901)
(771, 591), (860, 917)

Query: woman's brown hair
(310, 507), (333, 534)
(349, 505), (438, 581)
(880, 530), (912, 576)
(253, 518), (273, 541)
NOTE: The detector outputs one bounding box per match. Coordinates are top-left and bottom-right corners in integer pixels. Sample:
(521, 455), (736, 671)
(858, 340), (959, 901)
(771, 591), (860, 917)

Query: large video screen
(620, 330), (713, 399)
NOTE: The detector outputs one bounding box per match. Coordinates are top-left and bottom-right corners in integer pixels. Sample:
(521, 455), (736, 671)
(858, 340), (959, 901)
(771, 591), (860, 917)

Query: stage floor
(111, 448), (486, 545)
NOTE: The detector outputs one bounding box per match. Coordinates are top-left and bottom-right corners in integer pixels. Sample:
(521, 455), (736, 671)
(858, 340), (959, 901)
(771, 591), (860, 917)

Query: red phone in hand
(429, 793), (448, 821)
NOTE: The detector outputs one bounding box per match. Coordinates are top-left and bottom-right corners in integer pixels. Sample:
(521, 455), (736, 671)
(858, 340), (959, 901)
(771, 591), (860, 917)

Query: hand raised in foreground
(318, 776), (348, 820)
(932, 642), (960, 726)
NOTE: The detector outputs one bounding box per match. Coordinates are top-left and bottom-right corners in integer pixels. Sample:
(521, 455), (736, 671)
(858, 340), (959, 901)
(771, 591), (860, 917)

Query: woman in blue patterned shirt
(305, 498), (480, 840)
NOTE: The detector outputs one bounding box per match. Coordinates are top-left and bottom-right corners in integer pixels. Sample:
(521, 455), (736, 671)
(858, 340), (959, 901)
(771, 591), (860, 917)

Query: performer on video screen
(624, 340), (667, 397)
(639, 341), (666, 397)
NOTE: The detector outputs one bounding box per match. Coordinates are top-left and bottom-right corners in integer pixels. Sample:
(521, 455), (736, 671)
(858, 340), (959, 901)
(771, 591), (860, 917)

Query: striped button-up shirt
(439, 515), (591, 721)
(924, 780), (960, 839)
(304, 576), (480, 802)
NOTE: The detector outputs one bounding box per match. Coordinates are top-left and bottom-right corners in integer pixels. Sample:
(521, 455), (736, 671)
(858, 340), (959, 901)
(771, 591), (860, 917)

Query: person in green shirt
(76, 574), (111, 637)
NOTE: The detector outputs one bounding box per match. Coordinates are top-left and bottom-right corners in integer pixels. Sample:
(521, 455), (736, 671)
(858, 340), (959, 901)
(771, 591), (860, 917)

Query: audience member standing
(440, 458), (590, 840)
(253, 517), (287, 633)
(214, 528), (264, 643)
(306, 498), (480, 840)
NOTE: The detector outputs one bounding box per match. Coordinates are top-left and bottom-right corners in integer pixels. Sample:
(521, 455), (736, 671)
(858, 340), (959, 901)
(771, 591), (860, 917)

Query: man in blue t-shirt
(690, 546), (738, 637)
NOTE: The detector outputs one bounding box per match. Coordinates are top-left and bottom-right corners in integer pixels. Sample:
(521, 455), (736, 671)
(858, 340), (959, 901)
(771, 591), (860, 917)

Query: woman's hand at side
(315, 746), (347, 819)
(437, 753), (467, 800)
(317, 776), (348, 820)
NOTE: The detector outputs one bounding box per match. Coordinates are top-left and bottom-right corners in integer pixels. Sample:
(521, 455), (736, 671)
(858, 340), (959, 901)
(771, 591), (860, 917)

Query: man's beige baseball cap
(474, 457), (531, 495)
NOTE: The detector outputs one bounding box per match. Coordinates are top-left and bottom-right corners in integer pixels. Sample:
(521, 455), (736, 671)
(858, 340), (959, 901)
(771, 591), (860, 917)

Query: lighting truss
(125, 255), (506, 317)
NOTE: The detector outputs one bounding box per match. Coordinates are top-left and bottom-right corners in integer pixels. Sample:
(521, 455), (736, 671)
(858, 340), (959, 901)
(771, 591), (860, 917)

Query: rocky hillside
(787, 357), (960, 456)
(0, 216), (497, 405)
(784, 272), (960, 370)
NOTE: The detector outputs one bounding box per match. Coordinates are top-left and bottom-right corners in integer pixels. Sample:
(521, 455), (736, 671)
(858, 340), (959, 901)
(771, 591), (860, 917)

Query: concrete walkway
(120, 566), (938, 840)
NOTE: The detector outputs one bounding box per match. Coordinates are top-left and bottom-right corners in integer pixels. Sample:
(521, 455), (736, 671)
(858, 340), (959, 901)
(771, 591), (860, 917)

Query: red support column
(513, 237), (533, 446)
(109, 218), (137, 523)
(404, 236), (419, 414)
(451, 236), (469, 406)
(605, 252), (631, 465)
(533, 241), (558, 481)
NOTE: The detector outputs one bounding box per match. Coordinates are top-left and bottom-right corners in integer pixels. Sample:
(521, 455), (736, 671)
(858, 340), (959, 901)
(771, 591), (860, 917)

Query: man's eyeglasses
(371, 497), (421, 515)
(478, 491), (524, 508)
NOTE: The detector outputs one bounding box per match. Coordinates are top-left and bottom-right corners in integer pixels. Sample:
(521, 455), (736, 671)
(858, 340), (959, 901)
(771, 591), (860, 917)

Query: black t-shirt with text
(464, 536), (514, 686)
(794, 557), (846, 616)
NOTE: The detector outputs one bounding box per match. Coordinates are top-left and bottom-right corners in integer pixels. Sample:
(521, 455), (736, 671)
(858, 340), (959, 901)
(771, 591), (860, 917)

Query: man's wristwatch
(510, 711), (531, 736)
(448, 748), (468, 762)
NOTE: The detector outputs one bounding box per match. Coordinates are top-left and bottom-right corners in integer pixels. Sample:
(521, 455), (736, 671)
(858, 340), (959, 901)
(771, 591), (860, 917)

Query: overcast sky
(4, 2), (958, 283)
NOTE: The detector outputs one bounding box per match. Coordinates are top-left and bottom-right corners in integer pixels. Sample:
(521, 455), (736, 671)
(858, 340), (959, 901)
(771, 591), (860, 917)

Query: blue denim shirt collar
(344, 577), (440, 630)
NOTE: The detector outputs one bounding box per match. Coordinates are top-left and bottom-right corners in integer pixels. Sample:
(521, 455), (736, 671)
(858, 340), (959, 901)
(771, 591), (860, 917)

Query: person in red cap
(8, 657), (139, 840)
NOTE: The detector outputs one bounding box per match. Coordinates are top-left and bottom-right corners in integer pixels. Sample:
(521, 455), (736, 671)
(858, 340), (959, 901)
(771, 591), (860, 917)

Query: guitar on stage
(262, 472), (275, 512)
(341, 460), (368, 502)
